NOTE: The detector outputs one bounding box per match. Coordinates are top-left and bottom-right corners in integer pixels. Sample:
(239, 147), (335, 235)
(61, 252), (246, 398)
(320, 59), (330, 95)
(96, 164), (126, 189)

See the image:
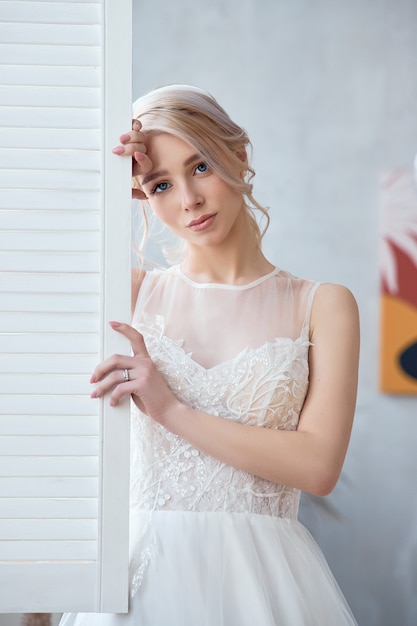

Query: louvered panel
(0, 312), (99, 333)
(0, 436), (98, 456)
(0, 354), (97, 373)
(0, 210), (100, 230)
(0, 85), (100, 108)
(2, 564), (97, 613)
(0, 148), (100, 170)
(0, 476), (98, 498)
(2, 374), (90, 394)
(0, 169), (100, 189)
(0, 64), (100, 86)
(0, 273), (100, 293)
(0, 540), (97, 560)
(0, 0), (132, 612)
(0, 23), (100, 45)
(0, 251), (100, 272)
(3, 394), (95, 414)
(0, 499), (98, 519)
(2, 231), (100, 251)
(0, 456), (98, 474)
(0, 1), (100, 22)
(0, 189), (100, 209)
(3, 290), (99, 311)
(1, 333), (97, 353)
(0, 128), (100, 148)
(1, 107), (100, 129)
(0, 518), (98, 540)
(0, 417), (98, 435)
(0, 43), (100, 65)
(2, 293), (99, 313)
(14, 0), (98, 3)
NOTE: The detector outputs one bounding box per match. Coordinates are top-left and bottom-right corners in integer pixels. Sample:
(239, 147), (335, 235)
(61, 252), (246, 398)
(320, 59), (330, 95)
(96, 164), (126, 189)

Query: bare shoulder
(131, 266), (146, 314)
(313, 282), (358, 313)
(310, 283), (359, 339)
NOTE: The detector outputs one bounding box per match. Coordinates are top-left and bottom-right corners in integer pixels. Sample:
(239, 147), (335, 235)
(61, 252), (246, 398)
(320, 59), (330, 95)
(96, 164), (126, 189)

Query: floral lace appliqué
(129, 313), (311, 595)
(130, 314), (310, 515)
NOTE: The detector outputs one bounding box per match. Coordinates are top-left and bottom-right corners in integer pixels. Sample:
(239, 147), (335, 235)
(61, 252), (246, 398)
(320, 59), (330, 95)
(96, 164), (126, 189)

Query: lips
(187, 213), (217, 231)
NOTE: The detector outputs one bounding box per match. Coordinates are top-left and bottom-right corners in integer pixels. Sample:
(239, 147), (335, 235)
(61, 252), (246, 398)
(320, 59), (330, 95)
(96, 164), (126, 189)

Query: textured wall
(132, 1), (417, 625)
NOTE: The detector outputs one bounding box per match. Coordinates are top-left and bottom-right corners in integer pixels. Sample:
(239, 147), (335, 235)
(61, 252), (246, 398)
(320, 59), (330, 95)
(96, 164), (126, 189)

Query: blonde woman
(64, 85), (359, 625)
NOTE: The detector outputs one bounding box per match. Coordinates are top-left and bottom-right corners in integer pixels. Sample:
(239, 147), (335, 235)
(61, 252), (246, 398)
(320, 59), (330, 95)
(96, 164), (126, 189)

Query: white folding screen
(0, 0), (132, 613)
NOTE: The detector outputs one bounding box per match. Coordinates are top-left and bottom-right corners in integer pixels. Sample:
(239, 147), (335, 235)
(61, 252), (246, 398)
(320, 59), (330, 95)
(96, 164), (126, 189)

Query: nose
(180, 181), (203, 211)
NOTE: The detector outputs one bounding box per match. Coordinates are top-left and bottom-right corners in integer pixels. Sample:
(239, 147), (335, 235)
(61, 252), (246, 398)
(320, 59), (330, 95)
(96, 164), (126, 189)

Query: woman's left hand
(112, 120), (153, 200)
(90, 321), (181, 423)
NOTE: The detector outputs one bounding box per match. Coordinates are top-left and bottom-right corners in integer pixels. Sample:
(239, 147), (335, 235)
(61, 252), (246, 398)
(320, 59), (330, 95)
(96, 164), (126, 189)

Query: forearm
(162, 402), (344, 496)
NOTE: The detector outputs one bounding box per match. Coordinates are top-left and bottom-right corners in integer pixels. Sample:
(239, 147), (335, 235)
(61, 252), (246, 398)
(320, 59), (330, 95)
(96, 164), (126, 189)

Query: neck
(182, 235), (274, 286)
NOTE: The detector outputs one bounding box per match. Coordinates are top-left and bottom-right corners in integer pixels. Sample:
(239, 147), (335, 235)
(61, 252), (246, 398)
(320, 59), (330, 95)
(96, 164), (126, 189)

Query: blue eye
(151, 181), (171, 194)
(195, 162), (208, 174)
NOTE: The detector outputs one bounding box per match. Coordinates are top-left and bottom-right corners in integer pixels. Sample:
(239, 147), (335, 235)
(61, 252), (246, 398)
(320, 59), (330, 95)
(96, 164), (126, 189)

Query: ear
(236, 147), (248, 165)
(236, 147), (248, 180)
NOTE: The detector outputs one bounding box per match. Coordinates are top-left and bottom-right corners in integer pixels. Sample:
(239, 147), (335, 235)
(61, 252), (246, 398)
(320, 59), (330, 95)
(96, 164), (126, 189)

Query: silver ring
(122, 368), (130, 382)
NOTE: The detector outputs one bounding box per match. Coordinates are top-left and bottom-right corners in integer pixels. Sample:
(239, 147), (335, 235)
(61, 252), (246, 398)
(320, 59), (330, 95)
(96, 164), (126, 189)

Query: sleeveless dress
(62, 265), (357, 626)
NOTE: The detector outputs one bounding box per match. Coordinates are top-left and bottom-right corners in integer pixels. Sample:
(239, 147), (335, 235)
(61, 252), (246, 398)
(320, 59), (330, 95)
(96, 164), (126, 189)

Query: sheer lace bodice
(130, 266), (320, 520)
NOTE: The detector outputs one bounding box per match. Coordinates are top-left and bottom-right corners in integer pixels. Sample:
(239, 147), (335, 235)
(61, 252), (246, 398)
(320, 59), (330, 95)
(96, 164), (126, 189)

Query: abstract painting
(379, 169), (417, 393)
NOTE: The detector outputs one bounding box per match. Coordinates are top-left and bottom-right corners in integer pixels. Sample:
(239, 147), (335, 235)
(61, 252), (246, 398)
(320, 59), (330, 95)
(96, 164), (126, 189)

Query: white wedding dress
(62, 265), (357, 625)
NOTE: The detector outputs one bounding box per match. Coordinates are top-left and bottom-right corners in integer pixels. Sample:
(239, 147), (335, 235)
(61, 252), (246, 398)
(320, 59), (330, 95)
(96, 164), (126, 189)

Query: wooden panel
(0, 210), (100, 230)
(0, 127), (101, 148)
(1, 333), (98, 353)
(0, 65), (100, 87)
(0, 354), (97, 374)
(1, 395), (94, 414)
(0, 230), (100, 251)
(0, 476), (98, 498)
(0, 498), (98, 519)
(0, 272), (100, 293)
(0, 1), (100, 23)
(0, 0), (131, 612)
(0, 148), (101, 170)
(0, 563), (98, 613)
(0, 415), (99, 436)
(0, 540), (97, 560)
(0, 189), (100, 210)
(0, 23), (101, 45)
(0, 455), (98, 474)
(0, 43), (101, 66)
(0, 518), (98, 540)
(0, 169), (100, 190)
(0, 436), (99, 456)
(0, 106), (100, 129)
(0, 251), (100, 272)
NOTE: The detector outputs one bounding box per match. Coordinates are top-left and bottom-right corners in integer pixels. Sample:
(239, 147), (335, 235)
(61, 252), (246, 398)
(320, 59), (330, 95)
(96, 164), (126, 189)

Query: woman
(87, 84), (359, 624)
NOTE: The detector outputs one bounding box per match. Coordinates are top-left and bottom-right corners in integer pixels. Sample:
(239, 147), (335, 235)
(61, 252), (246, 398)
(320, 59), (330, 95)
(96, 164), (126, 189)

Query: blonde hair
(132, 84), (269, 264)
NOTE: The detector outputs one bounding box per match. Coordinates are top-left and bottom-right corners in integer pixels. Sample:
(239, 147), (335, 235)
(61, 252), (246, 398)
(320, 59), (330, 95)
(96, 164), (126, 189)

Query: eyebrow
(140, 152), (203, 187)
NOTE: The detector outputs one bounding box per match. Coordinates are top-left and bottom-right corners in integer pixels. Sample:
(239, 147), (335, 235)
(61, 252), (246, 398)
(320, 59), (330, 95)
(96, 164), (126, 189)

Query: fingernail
(90, 391), (97, 399)
(120, 134), (131, 143)
(134, 151), (146, 161)
(109, 321), (121, 328)
(112, 146), (124, 155)
(90, 375), (96, 383)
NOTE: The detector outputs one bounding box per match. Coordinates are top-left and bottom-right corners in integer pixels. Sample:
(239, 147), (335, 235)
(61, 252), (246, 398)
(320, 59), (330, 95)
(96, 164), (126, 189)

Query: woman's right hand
(112, 119), (153, 200)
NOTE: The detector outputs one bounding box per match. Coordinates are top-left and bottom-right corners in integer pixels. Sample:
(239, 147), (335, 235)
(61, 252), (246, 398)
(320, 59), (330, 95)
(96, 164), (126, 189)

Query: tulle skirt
(61, 510), (357, 626)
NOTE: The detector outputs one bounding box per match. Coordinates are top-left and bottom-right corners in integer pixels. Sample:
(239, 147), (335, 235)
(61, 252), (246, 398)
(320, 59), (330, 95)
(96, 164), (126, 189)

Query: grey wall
(132, 1), (417, 625)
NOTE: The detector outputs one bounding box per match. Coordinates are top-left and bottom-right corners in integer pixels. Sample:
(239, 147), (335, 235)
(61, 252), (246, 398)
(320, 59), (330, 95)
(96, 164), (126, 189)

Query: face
(138, 133), (246, 249)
